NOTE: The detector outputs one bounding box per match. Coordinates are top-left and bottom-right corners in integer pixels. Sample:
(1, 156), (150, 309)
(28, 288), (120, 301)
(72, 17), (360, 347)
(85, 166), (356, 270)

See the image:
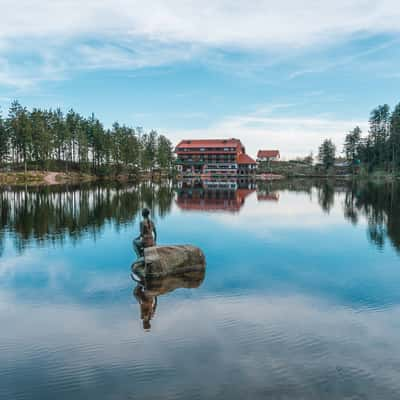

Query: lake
(1, 179), (400, 399)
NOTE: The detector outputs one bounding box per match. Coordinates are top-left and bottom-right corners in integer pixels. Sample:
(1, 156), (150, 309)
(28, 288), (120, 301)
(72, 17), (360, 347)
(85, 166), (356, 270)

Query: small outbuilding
(257, 150), (280, 162)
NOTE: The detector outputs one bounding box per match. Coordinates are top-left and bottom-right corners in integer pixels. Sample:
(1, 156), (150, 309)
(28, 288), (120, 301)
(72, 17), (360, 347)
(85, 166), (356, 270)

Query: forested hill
(0, 101), (174, 176)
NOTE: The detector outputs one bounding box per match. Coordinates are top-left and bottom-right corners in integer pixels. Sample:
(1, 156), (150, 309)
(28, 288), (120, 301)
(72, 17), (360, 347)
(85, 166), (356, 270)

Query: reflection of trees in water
(0, 182), (175, 253)
(344, 189), (359, 225)
(3, 179), (400, 255)
(0, 192), (11, 256)
(317, 181), (335, 214)
(269, 179), (336, 213)
(262, 179), (400, 253)
(288, 179), (399, 251)
(343, 181), (399, 251)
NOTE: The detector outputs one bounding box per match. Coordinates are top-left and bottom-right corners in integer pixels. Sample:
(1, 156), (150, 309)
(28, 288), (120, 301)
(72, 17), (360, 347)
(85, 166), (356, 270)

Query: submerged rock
(131, 245), (206, 278)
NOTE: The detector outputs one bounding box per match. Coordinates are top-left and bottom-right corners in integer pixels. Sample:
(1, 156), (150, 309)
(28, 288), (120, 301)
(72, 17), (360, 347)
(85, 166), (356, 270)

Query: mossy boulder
(132, 245), (206, 278)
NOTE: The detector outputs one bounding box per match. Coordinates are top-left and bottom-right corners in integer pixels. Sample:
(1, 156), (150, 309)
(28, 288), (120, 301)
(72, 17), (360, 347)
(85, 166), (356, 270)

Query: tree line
(0, 101), (175, 175)
(318, 101), (400, 173)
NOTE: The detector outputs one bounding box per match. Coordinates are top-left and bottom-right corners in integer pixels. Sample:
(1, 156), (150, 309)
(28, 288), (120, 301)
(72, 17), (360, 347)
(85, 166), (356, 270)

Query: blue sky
(1, 1), (400, 158)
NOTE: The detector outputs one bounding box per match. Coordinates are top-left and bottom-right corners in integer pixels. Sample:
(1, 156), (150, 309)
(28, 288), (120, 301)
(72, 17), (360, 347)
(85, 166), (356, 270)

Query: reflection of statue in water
(133, 269), (205, 331)
(133, 284), (158, 330)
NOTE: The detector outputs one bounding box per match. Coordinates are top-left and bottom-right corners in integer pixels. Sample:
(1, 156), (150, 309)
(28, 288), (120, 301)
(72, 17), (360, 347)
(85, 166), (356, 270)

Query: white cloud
(166, 106), (368, 158)
(1, 1), (400, 47)
(287, 38), (400, 80)
(1, 0), (400, 87)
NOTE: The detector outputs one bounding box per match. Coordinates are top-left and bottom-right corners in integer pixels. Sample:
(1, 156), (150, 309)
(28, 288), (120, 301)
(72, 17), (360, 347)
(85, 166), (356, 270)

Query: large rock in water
(133, 245), (206, 278)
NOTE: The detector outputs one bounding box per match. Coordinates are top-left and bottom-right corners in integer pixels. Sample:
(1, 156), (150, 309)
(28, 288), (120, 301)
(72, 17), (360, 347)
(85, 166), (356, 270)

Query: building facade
(175, 139), (257, 177)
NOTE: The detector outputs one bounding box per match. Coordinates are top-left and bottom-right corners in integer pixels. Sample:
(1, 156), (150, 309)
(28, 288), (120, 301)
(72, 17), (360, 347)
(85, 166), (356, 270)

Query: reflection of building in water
(256, 182), (280, 202)
(176, 179), (256, 213)
(257, 192), (280, 201)
(133, 270), (205, 331)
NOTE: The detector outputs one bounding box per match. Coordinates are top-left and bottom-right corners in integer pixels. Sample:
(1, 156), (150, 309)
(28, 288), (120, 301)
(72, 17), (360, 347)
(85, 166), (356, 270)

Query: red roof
(236, 188), (256, 198)
(257, 150), (280, 158)
(237, 153), (257, 164)
(176, 139), (242, 150)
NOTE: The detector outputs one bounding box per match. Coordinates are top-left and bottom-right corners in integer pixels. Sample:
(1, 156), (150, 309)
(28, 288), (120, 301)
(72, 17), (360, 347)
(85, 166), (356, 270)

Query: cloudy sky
(1, 0), (400, 158)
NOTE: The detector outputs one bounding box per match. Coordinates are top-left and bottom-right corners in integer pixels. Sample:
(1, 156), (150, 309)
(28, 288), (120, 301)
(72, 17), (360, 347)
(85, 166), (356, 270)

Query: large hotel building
(174, 138), (257, 177)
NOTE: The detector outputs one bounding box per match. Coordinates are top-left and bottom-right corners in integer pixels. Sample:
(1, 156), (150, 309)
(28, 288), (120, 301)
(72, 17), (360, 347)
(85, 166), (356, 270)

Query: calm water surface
(1, 180), (400, 399)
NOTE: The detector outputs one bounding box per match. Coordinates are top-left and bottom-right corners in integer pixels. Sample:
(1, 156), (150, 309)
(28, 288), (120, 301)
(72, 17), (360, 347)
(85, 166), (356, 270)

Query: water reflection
(133, 270), (206, 331)
(316, 180), (335, 213)
(176, 179), (256, 213)
(343, 181), (400, 252)
(0, 182), (175, 254)
(1, 179), (400, 254)
(256, 182), (280, 201)
(133, 284), (157, 330)
(2, 179), (400, 399)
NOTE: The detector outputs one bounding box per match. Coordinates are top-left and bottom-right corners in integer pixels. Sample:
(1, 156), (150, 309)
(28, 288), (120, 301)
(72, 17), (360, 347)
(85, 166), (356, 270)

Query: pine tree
(344, 126), (362, 165)
(368, 104), (391, 170)
(156, 134), (174, 169)
(7, 101), (32, 172)
(141, 130), (157, 171)
(0, 111), (8, 165)
(389, 102), (400, 173)
(0, 100), (175, 176)
(318, 139), (336, 170)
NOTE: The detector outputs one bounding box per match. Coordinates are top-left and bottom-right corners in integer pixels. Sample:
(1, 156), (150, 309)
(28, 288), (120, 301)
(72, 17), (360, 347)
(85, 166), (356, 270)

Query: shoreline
(1, 171), (398, 187)
(0, 170), (173, 187)
(0, 171), (98, 186)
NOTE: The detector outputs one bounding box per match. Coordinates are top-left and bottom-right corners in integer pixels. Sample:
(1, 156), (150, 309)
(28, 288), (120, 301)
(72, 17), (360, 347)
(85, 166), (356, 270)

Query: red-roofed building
(257, 150), (280, 162)
(175, 138), (256, 176)
(237, 153), (257, 175)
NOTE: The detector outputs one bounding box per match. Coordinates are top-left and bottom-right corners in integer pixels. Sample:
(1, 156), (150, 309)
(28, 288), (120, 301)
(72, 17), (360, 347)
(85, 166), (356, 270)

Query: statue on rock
(133, 208), (157, 260)
(131, 208), (206, 281)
